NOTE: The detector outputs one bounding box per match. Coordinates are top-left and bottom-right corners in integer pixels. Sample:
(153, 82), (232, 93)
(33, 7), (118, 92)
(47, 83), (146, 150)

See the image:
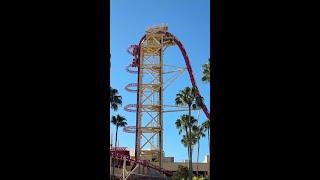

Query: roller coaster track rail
(125, 31), (210, 119)
(110, 152), (173, 176)
(120, 27), (211, 176)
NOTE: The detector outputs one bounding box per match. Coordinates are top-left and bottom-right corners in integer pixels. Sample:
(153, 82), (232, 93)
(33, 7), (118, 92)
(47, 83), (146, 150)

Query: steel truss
(123, 25), (210, 176)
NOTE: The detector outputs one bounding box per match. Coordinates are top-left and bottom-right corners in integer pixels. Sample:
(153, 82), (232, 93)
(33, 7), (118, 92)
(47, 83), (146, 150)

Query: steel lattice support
(123, 25), (210, 176)
(136, 26), (170, 168)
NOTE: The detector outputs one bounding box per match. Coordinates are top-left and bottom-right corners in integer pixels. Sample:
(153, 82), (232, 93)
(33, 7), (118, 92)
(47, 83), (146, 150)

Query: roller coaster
(111, 25), (210, 179)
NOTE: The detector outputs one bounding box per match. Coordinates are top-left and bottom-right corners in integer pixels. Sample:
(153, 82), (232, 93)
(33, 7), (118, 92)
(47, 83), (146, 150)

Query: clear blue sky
(110, 0), (210, 162)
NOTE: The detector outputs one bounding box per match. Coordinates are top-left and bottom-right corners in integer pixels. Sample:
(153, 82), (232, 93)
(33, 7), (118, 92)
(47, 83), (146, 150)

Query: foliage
(110, 86), (122, 111)
(175, 86), (202, 180)
(111, 115), (127, 179)
(171, 165), (188, 180)
(175, 87), (201, 109)
(192, 125), (206, 178)
(201, 119), (210, 148)
(175, 115), (198, 135)
(181, 133), (197, 148)
(111, 115), (127, 128)
(201, 120), (210, 131)
(201, 119), (210, 149)
(202, 176), (210, 180)
(192, 125), (206, 141)
(191, 176), (209, 180)
(202, 58), (210, 83)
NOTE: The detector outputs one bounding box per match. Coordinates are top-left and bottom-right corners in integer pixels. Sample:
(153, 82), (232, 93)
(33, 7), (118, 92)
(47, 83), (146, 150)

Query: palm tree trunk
(190, 146), (193, 180)
(197, 139), (200, 179)
(112, 125), (119, 180)
(208, 129), (210, 178)
(185, 126), (190, 171)
(188, 104), (193, 180)
(185, 126), (191, 179)
(208, 129), (210, 153)
(188, 145), (190, 179)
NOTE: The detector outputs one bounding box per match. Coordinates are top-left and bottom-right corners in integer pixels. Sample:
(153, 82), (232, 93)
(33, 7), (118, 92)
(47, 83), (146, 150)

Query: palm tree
(202, 120), (210, 153)
(202, 119), (210, 178)
(192, 125), (206, 179)
(181, 133), (197, 150)
(180, 132), (197, 180)
(175, 87), (202, 180)
(110, 87), (122, 111)
(111, 115), (127, 179)
(175, 114), (190, 142)
(202, 58), (210, 83)
(176, 114), (198, 173)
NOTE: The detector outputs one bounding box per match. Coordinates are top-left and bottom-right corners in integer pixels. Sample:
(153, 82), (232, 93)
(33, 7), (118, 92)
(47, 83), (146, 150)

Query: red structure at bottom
(110, 150), (173, 177)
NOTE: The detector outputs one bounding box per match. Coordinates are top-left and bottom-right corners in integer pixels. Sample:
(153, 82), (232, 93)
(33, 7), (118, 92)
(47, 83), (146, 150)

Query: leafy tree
(192, 125), (206, 179)
(110, 87), (122, 111)
(202, 120), (210, 153)
(172, 165), (189, 180)
(176, 115), (198, 180)
(202, 119), (211, 178)
(111, 115), (127, 179)
(175, 87), (202, 180)
(202, 58), (210, 83)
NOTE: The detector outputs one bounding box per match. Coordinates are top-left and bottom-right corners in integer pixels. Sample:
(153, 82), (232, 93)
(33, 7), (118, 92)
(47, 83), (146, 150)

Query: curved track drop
(125, 30), (210, 119)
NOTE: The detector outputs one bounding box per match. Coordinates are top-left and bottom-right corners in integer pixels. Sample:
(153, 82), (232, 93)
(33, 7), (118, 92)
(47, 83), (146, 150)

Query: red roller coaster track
(126, 32), (210, 119)
(110, 152), (173, 176)
(122, 29), (211, 176)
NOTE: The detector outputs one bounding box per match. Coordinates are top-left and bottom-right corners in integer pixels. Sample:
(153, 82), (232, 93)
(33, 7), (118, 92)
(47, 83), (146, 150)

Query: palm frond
(111, 114), (127, 127)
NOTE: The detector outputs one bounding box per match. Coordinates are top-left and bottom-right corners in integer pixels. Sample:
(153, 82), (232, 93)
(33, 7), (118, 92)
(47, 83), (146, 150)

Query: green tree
(202, 120), (210, 153)
(111, 115), (127, 179)
(202, 58), (210, 83)
(181, 133), (197, 179)
(192, 125), (206, 179)
(180, 132), (198, 180)
(110, 87), (122, 111)
(175, 114), (197, 157)
(172, 165), (189, 180)
(202, 119), (210, 178)
(180, 132), (198, 149)
(176, 115), (198, 164)
(175, 87), (202, 180)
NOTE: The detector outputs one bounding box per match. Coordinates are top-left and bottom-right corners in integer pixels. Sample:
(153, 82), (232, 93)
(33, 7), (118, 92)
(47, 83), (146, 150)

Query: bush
(171, 165), (188, 180)
(202, 176), (210, 180)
